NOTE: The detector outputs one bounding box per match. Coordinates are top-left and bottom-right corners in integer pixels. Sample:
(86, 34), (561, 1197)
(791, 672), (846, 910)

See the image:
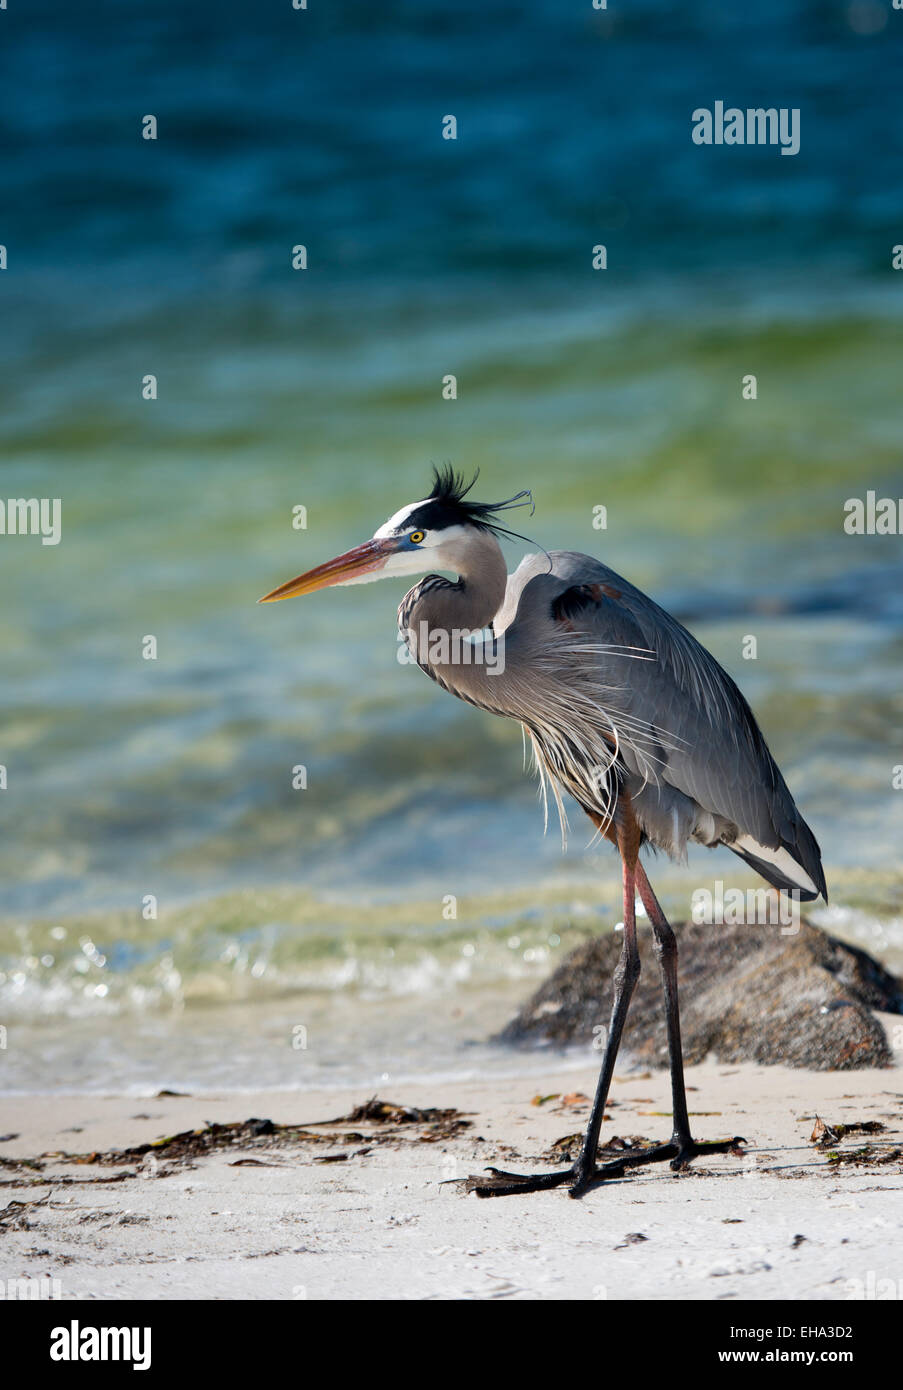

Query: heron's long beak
(258, 536), (400, 603)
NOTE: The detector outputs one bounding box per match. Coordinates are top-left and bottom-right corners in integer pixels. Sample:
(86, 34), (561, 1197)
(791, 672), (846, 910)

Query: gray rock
(495, 920), (903, 1070)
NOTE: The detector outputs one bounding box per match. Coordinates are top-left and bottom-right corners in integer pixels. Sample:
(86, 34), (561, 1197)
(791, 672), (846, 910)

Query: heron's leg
(634, 862), (691, 1147)
(467, 852), (642, 1198)
(467, 854), (745, 1197)
(634, 861), (745, 1170)
(568, 853), (641, 1195)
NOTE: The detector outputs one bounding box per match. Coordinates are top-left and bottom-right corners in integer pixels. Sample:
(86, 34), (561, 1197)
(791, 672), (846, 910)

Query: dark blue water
(3, 1), (901, 293)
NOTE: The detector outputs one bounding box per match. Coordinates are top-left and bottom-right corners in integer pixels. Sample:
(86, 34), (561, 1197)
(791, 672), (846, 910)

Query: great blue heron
(260, 467), (827, 1197)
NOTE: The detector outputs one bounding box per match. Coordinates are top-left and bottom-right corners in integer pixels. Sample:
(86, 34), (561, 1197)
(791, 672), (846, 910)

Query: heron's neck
(398, 531), (507, 685)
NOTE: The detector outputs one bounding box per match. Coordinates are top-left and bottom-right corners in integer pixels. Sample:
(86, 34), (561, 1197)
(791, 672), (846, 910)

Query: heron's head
(258, 466), (533, 603)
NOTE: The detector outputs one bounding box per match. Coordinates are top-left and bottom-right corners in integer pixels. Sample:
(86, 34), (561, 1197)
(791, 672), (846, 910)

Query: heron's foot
(665, 1134), (747, 1172)
(465, 1164), (597, 1197)
(465, 1147), (635, 1198)
(569, 1133), (747, 1194)
(466, 1134), (746, 1199)
(571, 1133), (746, 1189)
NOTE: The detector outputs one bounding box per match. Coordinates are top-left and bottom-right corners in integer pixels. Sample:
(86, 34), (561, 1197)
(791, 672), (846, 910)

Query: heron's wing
(511, 551), (826, 899)
(493, 551), (556, 636)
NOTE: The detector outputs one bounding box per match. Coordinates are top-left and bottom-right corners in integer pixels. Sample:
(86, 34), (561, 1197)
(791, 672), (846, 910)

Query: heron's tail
(728, 827), (827, 905)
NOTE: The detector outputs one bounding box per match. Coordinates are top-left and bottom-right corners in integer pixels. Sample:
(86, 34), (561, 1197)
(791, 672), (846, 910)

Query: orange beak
(258, 537), (400, 603)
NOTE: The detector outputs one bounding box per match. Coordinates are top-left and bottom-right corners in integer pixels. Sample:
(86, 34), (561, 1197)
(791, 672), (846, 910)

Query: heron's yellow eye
(409, 530), (425, 544)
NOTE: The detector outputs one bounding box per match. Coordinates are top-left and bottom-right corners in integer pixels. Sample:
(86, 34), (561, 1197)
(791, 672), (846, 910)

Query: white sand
(2, 1026), (902, 1301)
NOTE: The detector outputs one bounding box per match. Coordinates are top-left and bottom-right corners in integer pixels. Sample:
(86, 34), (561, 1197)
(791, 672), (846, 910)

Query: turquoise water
(1, 2), (902, 1092)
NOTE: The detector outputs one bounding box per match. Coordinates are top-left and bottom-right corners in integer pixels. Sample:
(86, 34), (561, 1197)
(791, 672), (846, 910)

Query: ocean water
(1, 1), (902, 1094)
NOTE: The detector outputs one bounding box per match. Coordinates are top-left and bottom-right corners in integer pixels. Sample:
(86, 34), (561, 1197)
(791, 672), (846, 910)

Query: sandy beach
(3, 1027), (902, 1302)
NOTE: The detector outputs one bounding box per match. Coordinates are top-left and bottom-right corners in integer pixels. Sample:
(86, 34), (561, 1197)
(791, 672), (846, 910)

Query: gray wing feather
(508, 551), (825, 898)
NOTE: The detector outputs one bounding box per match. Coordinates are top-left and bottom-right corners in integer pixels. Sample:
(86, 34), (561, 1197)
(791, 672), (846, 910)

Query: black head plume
(403, 465), (535, 540)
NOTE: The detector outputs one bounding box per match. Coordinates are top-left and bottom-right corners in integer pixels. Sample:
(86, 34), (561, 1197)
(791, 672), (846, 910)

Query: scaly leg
(469, 850), (642, 1197)
(467, 855), (744, 1198)
(634, 861), (745, 1169)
